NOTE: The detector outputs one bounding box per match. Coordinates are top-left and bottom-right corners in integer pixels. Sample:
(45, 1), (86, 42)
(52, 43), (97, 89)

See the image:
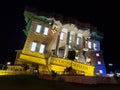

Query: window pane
(98, 61), (101, 64)
(30, 42), (37, 51)
(36, 25), (42, 33)
(44, 27), (49, 35)
(96, 53), (100, 57)
(69, 32), (75, 43)
(99, 70), (103, 74)
(93, 43), (97, 50)
(76, 37), (80, 45)
(69, 35), (72, 43)
(93, 42), (100, 51)
(39, 44), (45, 53)
(60, 32), (64, 40)
(88, 41), (92, 49)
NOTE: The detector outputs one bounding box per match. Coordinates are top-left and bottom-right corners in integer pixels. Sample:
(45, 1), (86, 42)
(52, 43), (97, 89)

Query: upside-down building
(15, 9), (106, 76)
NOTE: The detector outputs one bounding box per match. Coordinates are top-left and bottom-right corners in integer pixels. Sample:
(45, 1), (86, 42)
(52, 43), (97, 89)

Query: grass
(0, 75), (120, 90)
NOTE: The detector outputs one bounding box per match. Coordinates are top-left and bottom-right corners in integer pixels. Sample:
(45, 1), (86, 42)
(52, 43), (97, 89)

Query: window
(69, 32), (75, 43)
(60, 32), (64, 40)
(99, 70), (103, 74)
(36, 25), (42, 33)
(60, 28), (68, 40)
(93, 43), (97, 50)
(76, 37), (80, 45)
(93, 41), (100, 51)
(76, 34), (82, 45)
(88, 41), (92, 49)
(30, 42), (37, 52)
(36, 25), (49, 35)
(39, 44), (46, 53)
(96, 53), (100, 57)
(43, 27), (49, 35)
(97, 61), (101, 64)
(69, 34), (73, 43)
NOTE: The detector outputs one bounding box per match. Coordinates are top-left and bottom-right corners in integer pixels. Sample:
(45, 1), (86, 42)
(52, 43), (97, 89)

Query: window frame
(35, 25), (42, 33)
(60, 32), (64, 40)
(35, 24), (49, 35)
(39, 44), (46, 54)
(30, 42), (37, 52)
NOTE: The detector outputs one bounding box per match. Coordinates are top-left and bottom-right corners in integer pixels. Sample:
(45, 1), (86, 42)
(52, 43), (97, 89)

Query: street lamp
(6, 61), (11, 66)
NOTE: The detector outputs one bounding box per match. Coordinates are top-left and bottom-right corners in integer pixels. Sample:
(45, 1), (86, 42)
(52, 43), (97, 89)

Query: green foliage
(90, 32), (104, 41)
(23, 19), (32, 36)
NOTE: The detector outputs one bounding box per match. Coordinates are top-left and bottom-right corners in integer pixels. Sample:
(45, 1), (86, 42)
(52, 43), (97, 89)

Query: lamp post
(6, 61), (11, 66)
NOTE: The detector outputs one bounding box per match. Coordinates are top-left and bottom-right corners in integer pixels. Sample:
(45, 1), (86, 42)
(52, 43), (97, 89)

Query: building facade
(15, 10), (106, 76)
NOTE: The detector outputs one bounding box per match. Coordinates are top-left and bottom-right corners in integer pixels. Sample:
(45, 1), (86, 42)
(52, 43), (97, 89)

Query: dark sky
(0, 0), (119, 71)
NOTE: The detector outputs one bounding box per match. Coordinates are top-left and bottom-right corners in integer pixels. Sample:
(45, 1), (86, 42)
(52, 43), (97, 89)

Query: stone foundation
(39, 75), (119, 84)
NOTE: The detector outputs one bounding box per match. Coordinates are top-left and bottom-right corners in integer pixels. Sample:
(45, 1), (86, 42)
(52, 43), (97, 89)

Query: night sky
(0, 0), (119, 72)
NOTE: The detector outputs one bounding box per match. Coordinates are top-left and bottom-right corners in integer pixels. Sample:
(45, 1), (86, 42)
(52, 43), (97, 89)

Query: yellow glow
(0, 70), (30, 75)
(86, 58), (91, 62)
(49, 65), (66, 74)
(18, 55), (94, 76)
(49, 57), (94, 76)
(72, 62), (94, 76)
(83, 48), (88, 51)
(50, 57), (71, 67)
(22, 50), (47, 59)
(75, 50), (78, 53)
(20, 54), (46, 65)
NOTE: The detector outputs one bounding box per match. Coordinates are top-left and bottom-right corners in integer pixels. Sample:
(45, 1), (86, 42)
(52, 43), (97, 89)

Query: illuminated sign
(50, 57), (71, 67)
(72, 62), (88, 71)
(72, 61), (94, 76)
(49, 57), (94, 76)
(20, 54), (46, 65)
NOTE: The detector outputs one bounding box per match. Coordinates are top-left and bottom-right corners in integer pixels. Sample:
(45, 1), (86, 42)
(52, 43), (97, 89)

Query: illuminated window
(30, 42), (37, 51)
(76, 37), (81, 45)
(36, 25), (42, 33)
(60, 28), (68, 40)
(69, 34), (73, 43)
(60, 32), (64, 40)
(96, 53), (100, 57)
(36, 25), (49, 35)
(76, 34), (82, 45)
(93, 43), (97, 50)
(88, 41), (92, 49)
(99, 70), (103, 74)
(97, 61), (101, 64)
(43, 27), (49, 35)
(39, 44), (46, 53)
(69, 32), (75, 43)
